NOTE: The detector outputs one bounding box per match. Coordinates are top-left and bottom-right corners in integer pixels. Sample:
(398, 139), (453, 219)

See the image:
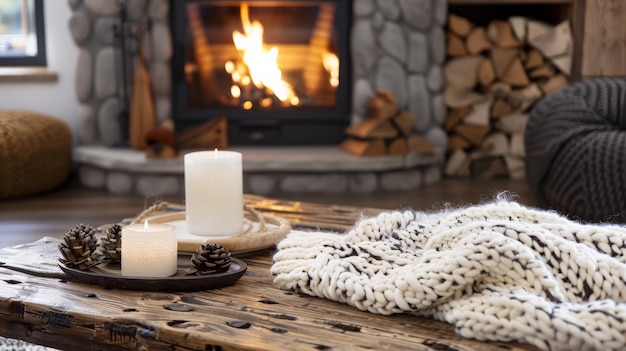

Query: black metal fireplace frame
(170, 0), (352, 146)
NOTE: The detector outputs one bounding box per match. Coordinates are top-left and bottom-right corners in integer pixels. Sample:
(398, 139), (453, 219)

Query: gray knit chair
(525, 78), (626, 223)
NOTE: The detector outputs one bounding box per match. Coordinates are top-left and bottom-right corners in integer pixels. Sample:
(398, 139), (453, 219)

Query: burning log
(443, 14), (573, 179)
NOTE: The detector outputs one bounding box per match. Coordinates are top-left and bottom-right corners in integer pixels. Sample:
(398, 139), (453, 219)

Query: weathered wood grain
(0, 249), (538, 351)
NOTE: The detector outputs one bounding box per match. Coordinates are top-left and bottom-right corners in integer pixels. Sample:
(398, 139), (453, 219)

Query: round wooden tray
(144, 207), (292, 255)
(58, 256), (247, 292)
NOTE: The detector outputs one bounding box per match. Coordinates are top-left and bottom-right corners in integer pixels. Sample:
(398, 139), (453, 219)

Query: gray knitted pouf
(525, 78), (626, 223)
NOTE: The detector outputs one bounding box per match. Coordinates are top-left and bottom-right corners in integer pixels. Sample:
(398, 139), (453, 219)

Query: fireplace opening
(171, 0), (352, 146)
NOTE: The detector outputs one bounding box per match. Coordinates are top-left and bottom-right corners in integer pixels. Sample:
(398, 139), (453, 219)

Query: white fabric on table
(272, 199), (626, 351)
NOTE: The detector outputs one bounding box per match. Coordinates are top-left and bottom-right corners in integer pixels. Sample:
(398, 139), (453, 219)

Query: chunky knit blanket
(272, 199), (626, 351)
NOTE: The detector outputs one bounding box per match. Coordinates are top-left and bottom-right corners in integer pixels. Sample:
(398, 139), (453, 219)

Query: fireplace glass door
(172, 0), (351, 145)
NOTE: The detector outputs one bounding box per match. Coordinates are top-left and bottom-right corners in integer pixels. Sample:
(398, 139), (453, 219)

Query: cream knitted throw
(271, 199), (626, 351)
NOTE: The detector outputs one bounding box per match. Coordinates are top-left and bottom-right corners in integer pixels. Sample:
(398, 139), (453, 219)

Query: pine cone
(100, 224), (122, 263)
(58, 223), (101, 270)
(191, 243), (232, 275)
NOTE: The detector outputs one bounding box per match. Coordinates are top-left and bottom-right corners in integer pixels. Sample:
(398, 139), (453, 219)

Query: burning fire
(323, 52), (339, 87)
(227, 3), (299, 107)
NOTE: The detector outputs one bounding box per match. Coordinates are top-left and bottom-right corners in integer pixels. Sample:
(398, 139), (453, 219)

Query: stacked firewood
(340, 90), (434, 156)
(443, 14), (572, 179)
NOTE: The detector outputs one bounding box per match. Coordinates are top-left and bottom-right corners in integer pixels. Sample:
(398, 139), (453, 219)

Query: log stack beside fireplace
(443, 13), (573, 179)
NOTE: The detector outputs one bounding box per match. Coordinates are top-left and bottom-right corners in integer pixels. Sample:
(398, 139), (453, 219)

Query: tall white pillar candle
(184, 150), (243, 236)
(121, 221), (178, 277)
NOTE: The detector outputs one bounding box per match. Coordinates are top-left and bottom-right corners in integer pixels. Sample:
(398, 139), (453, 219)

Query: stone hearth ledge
(74, 145), (444, 197)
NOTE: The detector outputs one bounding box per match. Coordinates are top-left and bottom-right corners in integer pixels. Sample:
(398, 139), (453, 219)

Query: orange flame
(323, 53), (339, 87)
(231, 3), (297, 104)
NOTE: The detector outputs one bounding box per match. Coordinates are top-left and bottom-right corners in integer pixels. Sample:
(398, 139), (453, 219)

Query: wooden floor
(0, 177), (542, 248)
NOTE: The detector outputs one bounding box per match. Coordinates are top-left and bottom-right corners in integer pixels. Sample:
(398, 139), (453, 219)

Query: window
(0, 0), (46, 66)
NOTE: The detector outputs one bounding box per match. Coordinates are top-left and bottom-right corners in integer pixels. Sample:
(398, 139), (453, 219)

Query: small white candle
(121, 221), (178, 277)
(184, 149), (243, 236)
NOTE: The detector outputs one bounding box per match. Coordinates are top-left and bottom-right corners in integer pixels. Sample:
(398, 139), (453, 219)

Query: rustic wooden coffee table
(0, 195), (538, 350)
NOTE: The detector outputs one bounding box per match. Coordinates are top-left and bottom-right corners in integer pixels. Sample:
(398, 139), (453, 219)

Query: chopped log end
(454, 124), (491, 146)
(345, 118), (398, 139)
(478, 132), (509, 157)
(368, 92), (399, 120)
(501, 58), (530, 87)
(540, 74), (569, 95)
(505, 155), (526, 180)
(407, 135), (435, 155)
(340, 138), (386, 156)
(447, 134), (471, 151)
(392, 111), (417, 137)
(509, 16), (527, 42)
(466, 27), (492, 55)
(463, 97), (493, 127)
(529, 64), (556, 79)
(529, 20), (573, 59)
(444, 55), (483, 90)
(487, 20), (522, 48)
(447, 32), (468, 57)
(444, 85), (487, 109)
(552, 55), (572, 76)
(478, 58), (496, 88)
(376, 89), (398, 105)
(509, 133), (526, 158)
(490, 99), (514, 119)
(491, 47), (519, 79)
(387, 138), (408, 155)
(527, 20), (552, 42)
(448, 14), (473, 37)
(445, 149), (470, 177)
(445, 106), (472, 131)
(524, 49), (544, 70)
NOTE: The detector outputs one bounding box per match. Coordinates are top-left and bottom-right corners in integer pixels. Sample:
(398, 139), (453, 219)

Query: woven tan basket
(0, 111), (72, 199)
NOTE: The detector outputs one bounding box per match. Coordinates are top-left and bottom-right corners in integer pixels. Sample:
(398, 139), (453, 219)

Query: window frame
(0, 0), (47, 67)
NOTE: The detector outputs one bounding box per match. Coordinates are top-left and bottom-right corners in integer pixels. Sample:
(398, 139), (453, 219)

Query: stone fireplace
(171, 0), (353, 145)
(68, 0), (448, 197)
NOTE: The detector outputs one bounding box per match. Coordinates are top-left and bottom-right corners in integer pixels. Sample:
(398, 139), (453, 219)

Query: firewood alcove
(443, 0), (585, 179)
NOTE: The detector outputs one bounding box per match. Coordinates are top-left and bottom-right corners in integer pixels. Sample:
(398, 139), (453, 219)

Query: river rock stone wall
(351, 0), (448, 152)
(68, 0), (171, 146)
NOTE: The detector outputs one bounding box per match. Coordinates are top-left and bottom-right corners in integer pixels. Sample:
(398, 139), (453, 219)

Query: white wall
(0, 4), (79, 135)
